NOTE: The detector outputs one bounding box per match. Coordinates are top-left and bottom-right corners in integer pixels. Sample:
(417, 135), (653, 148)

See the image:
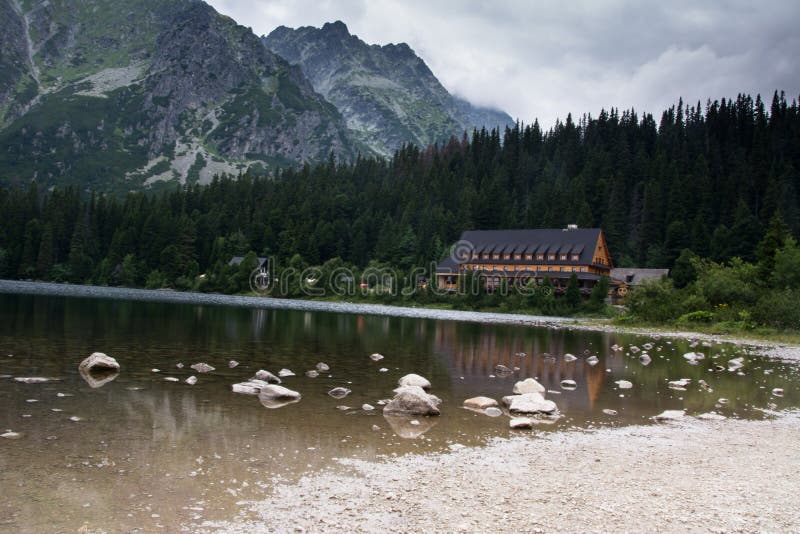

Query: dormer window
(560, 254), (567, 261)
(514, 254), (522, 260)
(525, 254), (533, 261)
(492, 253), (500, 260)
(571, 254), (580, 261)
(503, 253), (511, 260)
(482, 253), (489, 260)
(537, 254), (544, 261)
(548, 254), (556, 261)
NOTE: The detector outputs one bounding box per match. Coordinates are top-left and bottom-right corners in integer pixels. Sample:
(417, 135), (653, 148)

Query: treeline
(0, 91), (798, 292)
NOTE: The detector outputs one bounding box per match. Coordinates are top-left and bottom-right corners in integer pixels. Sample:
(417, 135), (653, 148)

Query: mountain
(263, 21), (514, 157)
(0, 0), (355, 192)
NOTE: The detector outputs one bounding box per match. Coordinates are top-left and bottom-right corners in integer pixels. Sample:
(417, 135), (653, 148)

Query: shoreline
(204, 412), (800, 533)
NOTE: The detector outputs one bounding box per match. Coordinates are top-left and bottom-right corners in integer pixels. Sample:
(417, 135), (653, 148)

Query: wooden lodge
(436, 226), (613, 294)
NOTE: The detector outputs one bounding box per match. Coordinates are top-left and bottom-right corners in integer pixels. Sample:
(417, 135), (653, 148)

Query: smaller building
(609, 268), (669, 304)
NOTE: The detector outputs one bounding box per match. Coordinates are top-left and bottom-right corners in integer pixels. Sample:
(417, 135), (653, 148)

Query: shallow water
(0, 291), (797, 532)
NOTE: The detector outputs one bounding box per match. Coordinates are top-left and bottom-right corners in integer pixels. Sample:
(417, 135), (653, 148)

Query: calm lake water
(0, 291), (797, 532)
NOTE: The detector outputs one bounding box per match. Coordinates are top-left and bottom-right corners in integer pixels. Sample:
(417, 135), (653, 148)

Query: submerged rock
(79, 353), (120, 374)
(397, 373), (431, 390)
(185, 376), (198, 385)
(369, 353), (384, 361)
(509, 417), (534, 429)
(316, 362), (330, 372)
(493, 364), (513, 377)
(190, 363), (215, 373)
(586, 355), (599, 366)
(484, 407), (503, 417)
(278, 369), (295, 378)
(653, 409), (685, 421)
(254, 370), (281, 384)
(328, 387), (351, 399)
(507, 393), (558, 415)
(513, 378), (546, 395)
(563, 353), (577, 362)
(463, 396), (498, 410)
(560, 379), (577, 390)
(259, 396), (301, 409)
(383, 386), (441, 416)
(615, 380), (633, 389)
(14, 377), (54, 384)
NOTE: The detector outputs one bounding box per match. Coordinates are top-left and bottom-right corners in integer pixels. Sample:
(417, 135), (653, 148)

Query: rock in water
(383, 386), (441, 416)
(484, 407), (503, 417)
(369, 353), (384, 361)
(639, 354), (652, 365)
(231, 379), (271, 395)
(190, 363), (215, 373)
(513, 378), (546, 395)
(602, 409), (618, 416)
(185, 376), (198, 385)
(507, 393), (558, 415)
(254, 370), (282, 384)
(772, 388), (784, 397)
(560, 379), (577, 390)
(383, 414), (438, 439)
(13, 377), (54, 384)
(653, 409), (686, 421)
(305, 370), (319, 378)
(228, 361), (239, 368)
(278, 369), (295, 377)
(463, 396), (499, 410)
(362, 404), (375, 411)
(563, 353), (577, 362)
(697, 412), (726, 420)
(258, 385), (301, 400)
(316, 362), (330, 372)
(79, 353), (120, 373)
(328, 387), (351, 399)
(509, 417), (534, 429)
(586, 355), (599, 366)
(615, 380), (633, 389)
(397, 374), (431, 390)
(1, 431), (22, 439)
(493, 364), (513, 377)
(727, 357), (744, 372)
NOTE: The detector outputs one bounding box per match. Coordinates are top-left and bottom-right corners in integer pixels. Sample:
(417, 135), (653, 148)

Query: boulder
(370, 353), (384, 361)
(258, 384), (301, 400)
(615, 380), (633, 389)
(278, 369), (295, 377)
(507, 393), (558, 415)
(397, 374), (431, 390)
(78, 353), (120, 373)
(509, 417), (534, 429)
(231, 379), (271, 395)
(463, 396), (498, 410)
(513, 378), (546, 395)
(560, 379), (578, 390)
(653, 409), (685, 421)
(190, 363), (215, 373)
(328, 387), (351, 399)
(383, 386), (441, 416)
(254, 370), (282, 384)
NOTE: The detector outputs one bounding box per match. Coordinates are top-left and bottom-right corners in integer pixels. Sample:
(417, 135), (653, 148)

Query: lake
(0, 288), (797, 532)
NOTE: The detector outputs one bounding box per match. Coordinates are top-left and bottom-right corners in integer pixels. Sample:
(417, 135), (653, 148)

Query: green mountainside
(263, 21), (514, 157)
(0, 0), (355, 192)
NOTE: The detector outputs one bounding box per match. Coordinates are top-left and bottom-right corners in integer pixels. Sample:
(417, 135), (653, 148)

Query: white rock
(563, 353), (577, 362)
(164, 377), (179, 382)
(379, 368), (389, 373)
(643, 343), (654, 350)
(370, 353), (384, 361)
(683, 352), (704, 364)
(602, 409), (618, 416)
(615, 380), (633, 389)
(639, 354), (652, 365)
(191, 363), (215, 373)
(228, 361), (239, 368)
(668, 378), (691, 390)
(560, 379), (577, 390)
(463, 396), (499, 410)
(151, 369), (160, 373)
(13, 377), (53, 384)
(718, 398), (730, 405)
(513, 378), (546, 395)
(79, 353), (120, 374)
(1, 431), (22, 439)
(508, 393), (558, 415)
(586, 355), (599, 366)
(328, 387), (351, 399)
(258, 385), (301, 400)
(69, 416), (82, 422)
(653, 410), (685, 421)
(185, 376), (198, 385)
(484, 407), (503, 417)
(278, 369), (295, 377)
(362, 404), (375, 411)
(697, 412), (726, 420)
(305, 370), (319, 378)
(397, 373), (431, 390)
(629, 346), (641, 354)
(509, 417), (534, 429)
(772, 388), (784, 397)
(254, 370), (281, 384)
(176, 363), (184, 369)
(316, 362), (330, 372)
(727, 357), (744, 371)
(231, 379), (271, 395)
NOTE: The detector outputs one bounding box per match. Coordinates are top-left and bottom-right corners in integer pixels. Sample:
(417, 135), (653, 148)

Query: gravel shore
(205, 412), (800, 533)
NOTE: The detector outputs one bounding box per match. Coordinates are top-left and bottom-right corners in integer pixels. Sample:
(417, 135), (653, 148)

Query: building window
(514, 254), (521, 260)
(472, 252), (478, 259)
(548, 254), (556, 261)
(492, 253), (500, 260)
(525, 254), (533, 261)
(482, 253), (489, 260)
(560, 254), (567, 261)
(571, 254), (579, 261)
(503, 253), (511, 260)
(537, 254), (544, 261)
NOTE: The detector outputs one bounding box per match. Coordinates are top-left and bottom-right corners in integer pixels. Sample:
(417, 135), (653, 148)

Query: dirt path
(204, 412), (799, 533)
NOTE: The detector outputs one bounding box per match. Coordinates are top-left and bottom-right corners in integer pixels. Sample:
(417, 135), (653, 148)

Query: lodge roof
(437, 228), (606, 273)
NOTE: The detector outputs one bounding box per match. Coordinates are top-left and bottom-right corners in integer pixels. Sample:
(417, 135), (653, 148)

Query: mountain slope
(0, 0), (355, 191)
(263, 21), (514, 157)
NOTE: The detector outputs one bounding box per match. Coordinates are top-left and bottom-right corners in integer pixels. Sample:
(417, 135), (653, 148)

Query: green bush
(677, 310), (714, 324)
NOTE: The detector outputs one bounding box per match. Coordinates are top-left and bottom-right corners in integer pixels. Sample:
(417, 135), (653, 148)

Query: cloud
(207, 0), (800, 128)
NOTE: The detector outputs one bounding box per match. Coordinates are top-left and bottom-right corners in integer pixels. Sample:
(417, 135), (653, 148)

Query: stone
(718, 398), (730, 405)
(305, 370), (319, 378)
(697, 412), (726, 420)
(629, 346), (641, 354)
(653, 409), (685, 421)
(668, 378), (691, 390)
(13, 377), (53, 384)
(228, 361), (239, 368)
(493, 364), (513, 377)
(698, 379), (712, 392)
(379, 368), (389, 373)
(513, 378), (546, 395)
(772, 388), (784, 397)
(615, 380), (633, 389)
(79, 353), (120, 374)
(328, 387), (351, 399)
(643, 343), (654, 350)
(176, 363), (184, 369)
(69, 416), (82, 422)
(586, 355), (599, 366)
(370, 353), (384, 361)
(278, 369), (295, 377)
(258, 385), (301, 400)
(1, 431), (22, 439)
(185, 376), (198, 385)
(509, 417), (534, 429)
(254, 370), (282, 384)
(727, 357), (744, 371)
(563, 353), (577, 362)
(336, 406), (352, 411)
(316, 362), (330, 372)
(463, 396), (498, 410)
(190, 363), (215, 373)
(383, 386), (441, 416)
(231, 379), (271, 395)
(610, 344), (622, 352)
(560, 379), (577, 390)
(639, 354), (652, 365)
(602, 409), (618, 416)
(397, 374), (431, 390)
(683, 352), (704, 364)
(484, 407), (503, 417)
(362, 404), (375, 411)
(164, 377), (179, 382)
(507, 393), (558, 415)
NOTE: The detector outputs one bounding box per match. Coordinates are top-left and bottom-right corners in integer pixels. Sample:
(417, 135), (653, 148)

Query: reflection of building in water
(433, 322), (625, 410)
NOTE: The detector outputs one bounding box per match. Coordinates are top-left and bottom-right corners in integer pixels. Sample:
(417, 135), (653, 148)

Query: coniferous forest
(1, 92), (799, 305)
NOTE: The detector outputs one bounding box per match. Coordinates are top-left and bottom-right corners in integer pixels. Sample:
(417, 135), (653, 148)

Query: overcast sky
(207, 0), (800, 128)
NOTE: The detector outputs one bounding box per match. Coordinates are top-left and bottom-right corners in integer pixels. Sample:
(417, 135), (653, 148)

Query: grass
(606, 317), (800, 345)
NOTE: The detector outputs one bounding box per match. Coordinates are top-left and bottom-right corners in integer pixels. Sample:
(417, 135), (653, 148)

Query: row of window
(461, 264), (589, 273)
(472, 252), (582, 262)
